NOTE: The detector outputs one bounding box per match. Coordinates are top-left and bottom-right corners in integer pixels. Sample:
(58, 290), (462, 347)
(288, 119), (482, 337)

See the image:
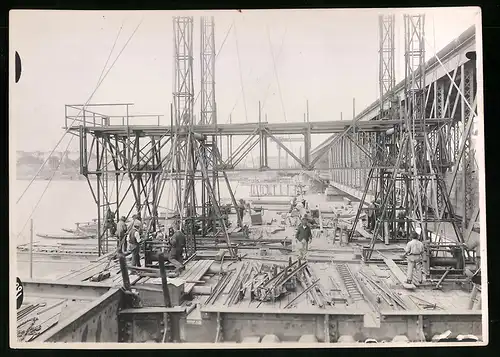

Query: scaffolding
(348, 14), (477, 271)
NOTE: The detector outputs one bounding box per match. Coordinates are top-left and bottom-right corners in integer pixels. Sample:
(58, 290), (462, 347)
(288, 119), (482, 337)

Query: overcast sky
(10, 8), (480, 156)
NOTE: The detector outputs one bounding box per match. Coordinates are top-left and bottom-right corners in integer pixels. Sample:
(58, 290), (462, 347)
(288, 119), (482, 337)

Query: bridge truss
(313, 16), (479, 261)
(65, 15), (479, 260)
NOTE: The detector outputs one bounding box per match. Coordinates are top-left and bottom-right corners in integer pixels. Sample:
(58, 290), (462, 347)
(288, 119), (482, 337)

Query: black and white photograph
(9, 8), (486, 347)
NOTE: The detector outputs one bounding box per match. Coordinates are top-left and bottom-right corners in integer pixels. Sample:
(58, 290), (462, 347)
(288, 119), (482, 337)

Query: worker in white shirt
(403, 232), (424, 284)
(295, 203), (307, 219)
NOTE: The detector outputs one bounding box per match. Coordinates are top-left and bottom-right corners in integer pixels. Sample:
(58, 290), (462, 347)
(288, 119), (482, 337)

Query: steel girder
(323, 16), (479, 258)
(311, 24), (476, 161)
(322, 47), (478, 239)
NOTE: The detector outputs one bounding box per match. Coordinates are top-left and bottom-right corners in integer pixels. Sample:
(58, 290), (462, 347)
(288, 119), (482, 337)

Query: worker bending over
(404, 232), (424, 284)
(295, 217), (312, 259)
(168, 226), (186, 274)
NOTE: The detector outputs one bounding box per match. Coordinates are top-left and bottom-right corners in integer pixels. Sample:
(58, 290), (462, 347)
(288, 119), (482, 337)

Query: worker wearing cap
(168, 226), (186, 273)
(295, 203), (306, 220)
(128, 220), (142, 267)
(403, 232), (424, 284)
(295, 217), (312, 259)
(116, 216), (128, 253)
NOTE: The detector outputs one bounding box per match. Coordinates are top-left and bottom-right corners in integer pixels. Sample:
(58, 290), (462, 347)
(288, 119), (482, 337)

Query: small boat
(36, 233), (95, 240)
(61, 228), (78, 234)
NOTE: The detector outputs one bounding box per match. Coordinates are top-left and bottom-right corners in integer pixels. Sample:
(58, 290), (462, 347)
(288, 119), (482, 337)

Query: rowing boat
(36, 233), (95, 240)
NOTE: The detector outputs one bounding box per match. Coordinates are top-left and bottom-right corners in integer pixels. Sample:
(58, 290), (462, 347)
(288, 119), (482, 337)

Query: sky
(10, 8), (480, 155)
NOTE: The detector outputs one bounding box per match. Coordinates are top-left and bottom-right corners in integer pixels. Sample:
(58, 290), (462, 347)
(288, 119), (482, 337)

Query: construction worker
(466, 234), (481, 271)
(367, 201), (376, 232)
(116, 216), (128, 253)
(295, 217), (312, 259)
(403, 232), (424, 284)
(237, 199), (246, 227)
(289, 197), (297, 213)
(168, 226), (186, 273)
(295, 202), (307, 219)
(396, 210), (406, 238)
(106, 208), (117, 236)
(128, 219), (142, 267)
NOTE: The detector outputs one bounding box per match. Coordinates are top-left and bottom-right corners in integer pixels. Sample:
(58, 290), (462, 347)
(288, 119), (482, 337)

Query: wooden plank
(180, 260), (204, 282)
(182, 260), (207, 282)
(57, 259), (114, 282)
(383, 258), (416, 288)
(370, 265), (390, 278)
(354, 222), (372, 239)
(119, 306), (185, 314)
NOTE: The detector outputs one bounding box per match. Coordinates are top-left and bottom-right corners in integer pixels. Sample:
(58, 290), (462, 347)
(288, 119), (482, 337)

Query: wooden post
(158, 253), (171, 307)
(29, 219), (33, 278)
(468, 284), (479, 310)
(158, 253), (173, 342)
(119, 254), (131, 290)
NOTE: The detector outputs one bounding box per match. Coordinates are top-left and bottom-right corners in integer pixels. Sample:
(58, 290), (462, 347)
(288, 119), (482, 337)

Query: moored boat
(36, 232), (95, 240)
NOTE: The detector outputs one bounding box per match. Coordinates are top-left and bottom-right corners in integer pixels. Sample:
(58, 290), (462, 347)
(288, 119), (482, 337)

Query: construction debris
(358, 269), (408, 310)
(249, 259), (306, 302)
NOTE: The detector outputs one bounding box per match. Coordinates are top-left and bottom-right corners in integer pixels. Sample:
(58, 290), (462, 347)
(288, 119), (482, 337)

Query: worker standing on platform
(168, 226), (186, 274)
(116, 216), (128, 253)
(106, 208), (117, 236)
(128, 219), (142, 267)
(367, 201), (376, 232)
(295, 202), (307, 219)
(295, 217), (312, 259)
(403, 232), (424, 284)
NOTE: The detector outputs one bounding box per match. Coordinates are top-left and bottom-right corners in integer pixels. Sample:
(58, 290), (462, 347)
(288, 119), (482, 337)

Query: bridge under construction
(17, 12), (484, 345)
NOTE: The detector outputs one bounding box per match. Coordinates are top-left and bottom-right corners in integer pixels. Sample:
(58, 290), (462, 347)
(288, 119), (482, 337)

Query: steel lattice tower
(168, 16), (237, 256)
(378, 14), (397, 120)
(351, 14), (464, 264)
(171, 16), (197, 255)
(200, 16), (221, 234)
(200, 16), (216, 126)
(173, 17), (195, 127)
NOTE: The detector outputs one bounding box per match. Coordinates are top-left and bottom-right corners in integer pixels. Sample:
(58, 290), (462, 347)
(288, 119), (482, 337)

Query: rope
(266, 24), (298, 170)
(16, 19), (143, 205)
(15, 20), (143, 238)
(261, 24), (288, 113)
(234, 22), (255, 169)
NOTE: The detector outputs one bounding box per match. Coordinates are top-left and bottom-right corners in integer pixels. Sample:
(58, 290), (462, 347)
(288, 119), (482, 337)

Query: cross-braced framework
(200, 16), (216, 126)
(338, 14), (479, 273)
(199, 16), (222, 236)
(64, 16), (479, 271)
(315, 25), (478, 240)
(379, 14), (397, 120)
(65, 104), (167, 256)
(168, 16), (240, 256)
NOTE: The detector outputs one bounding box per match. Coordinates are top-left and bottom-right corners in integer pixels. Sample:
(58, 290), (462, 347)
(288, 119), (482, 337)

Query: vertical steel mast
(378, 14), (396, 120)
(200, 16), (220, 234)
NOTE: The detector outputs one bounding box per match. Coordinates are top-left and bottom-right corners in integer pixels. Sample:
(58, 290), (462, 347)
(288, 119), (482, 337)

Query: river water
(12, 178), (255, 279)
(12, 179), (255, 243)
